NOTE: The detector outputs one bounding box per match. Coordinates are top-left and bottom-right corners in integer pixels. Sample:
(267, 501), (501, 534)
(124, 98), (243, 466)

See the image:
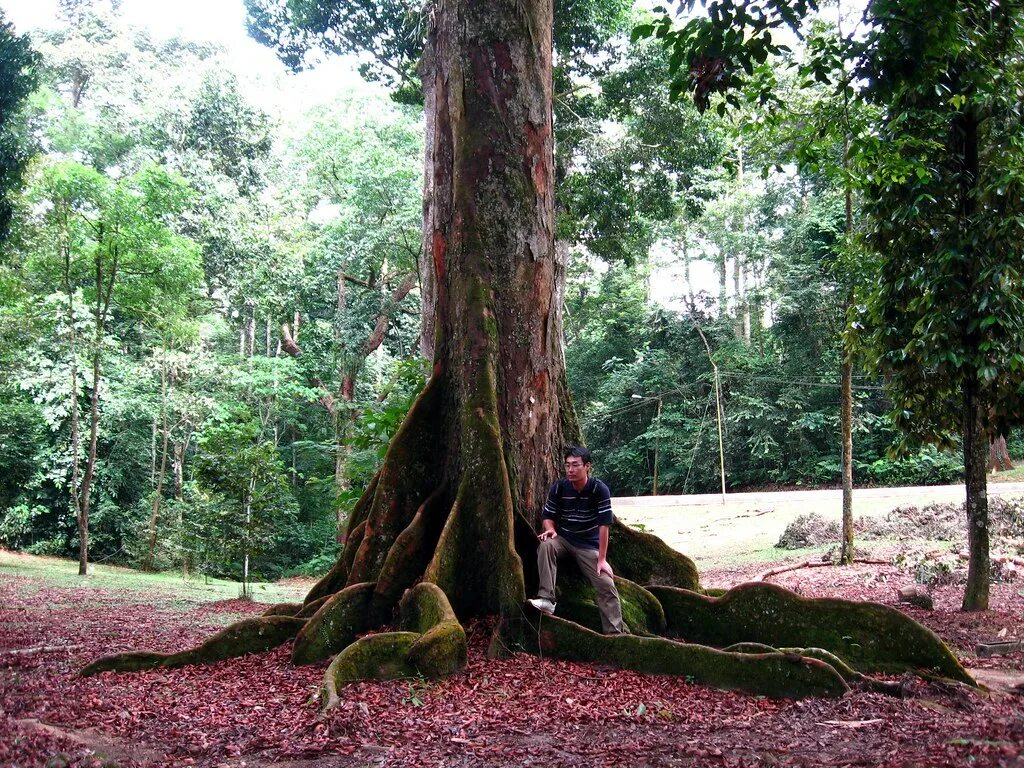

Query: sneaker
(527, 597), (556, 615)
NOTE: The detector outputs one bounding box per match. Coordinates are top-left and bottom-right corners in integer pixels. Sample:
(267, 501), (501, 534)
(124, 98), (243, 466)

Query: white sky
(1, 0), (377, 114)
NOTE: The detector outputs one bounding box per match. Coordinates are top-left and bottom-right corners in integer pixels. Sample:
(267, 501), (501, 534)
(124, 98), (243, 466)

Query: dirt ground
(2, 544), (1024, 767)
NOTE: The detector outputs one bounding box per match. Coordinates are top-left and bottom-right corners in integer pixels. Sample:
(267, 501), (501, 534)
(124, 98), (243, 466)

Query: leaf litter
(2, 563), (1023, 767)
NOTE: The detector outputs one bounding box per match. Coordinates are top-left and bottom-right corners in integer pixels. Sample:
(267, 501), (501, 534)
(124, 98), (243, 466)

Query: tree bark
(962, 376), (990, 611)
(988, 433), (1013, 472)
(145, 354), (171, 571)
(839, 356), (854, 565)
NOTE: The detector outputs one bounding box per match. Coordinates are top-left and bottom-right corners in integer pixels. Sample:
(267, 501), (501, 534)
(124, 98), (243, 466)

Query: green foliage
(0, 11), (41, 240)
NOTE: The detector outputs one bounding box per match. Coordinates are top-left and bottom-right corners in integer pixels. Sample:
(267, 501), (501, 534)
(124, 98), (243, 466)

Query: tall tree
(858, 0), (1024, 610)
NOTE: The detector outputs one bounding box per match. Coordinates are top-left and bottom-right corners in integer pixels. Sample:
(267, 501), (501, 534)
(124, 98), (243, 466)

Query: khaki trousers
(537, 536), (625, 634)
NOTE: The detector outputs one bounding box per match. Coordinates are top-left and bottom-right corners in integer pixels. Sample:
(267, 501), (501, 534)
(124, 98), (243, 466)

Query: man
(527, 446), (625, 634)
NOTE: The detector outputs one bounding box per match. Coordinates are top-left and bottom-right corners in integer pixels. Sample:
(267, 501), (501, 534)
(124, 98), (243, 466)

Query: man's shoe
(527, 597), (556, 614)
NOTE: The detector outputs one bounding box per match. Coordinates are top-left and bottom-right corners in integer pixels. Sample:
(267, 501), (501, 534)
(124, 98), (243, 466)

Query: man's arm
(596, 525), (613, 576)
(539, 518), (557, 541)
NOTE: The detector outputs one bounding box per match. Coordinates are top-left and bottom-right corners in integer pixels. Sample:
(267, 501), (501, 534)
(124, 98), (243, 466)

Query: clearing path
(613, 482), (1024, 566)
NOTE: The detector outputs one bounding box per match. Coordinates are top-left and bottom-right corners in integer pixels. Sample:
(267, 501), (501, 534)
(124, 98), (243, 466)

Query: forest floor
(3, 530), (1024, 767)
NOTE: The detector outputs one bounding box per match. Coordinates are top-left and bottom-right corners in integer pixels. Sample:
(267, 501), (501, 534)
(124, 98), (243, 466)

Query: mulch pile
(2, 564), (1024, 767)
(777, 499), (1024, 580)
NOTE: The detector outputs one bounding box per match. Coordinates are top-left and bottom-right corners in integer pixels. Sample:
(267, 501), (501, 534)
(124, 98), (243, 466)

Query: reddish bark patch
(524, 121), (550, 197)
(431, 230), (447, 282)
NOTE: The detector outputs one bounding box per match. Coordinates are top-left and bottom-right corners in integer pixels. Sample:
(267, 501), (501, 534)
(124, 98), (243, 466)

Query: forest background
(0, 0), (1009, 590)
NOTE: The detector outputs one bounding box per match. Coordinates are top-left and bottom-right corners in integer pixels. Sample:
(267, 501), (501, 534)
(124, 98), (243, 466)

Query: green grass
(0, 549), (310, 608)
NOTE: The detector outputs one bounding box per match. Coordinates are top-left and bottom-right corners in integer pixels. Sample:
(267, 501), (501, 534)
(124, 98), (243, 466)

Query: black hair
(564, 445), (591, 464)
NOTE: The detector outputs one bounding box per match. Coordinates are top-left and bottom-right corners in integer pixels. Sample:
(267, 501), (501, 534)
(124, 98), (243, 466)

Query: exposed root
(292, 582), (375, 665)
(650, 582), (975, 685)
(321, 632), (420, 711)
(319, 582), (467, 711)
(526, 614), (851, 699)
(371, 485), (450, 625)
(81, 617), (305, 676)
(610, 521), (700, 590)
(261, 602), (303, 617)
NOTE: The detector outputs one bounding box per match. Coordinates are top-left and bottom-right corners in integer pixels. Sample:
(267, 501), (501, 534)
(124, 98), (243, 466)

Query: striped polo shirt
(543, 477), (613, 550)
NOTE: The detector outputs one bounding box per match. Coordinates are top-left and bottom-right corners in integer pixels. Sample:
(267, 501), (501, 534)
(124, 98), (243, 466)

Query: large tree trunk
(962, 377), (990, 611)
(87, 0), (977, 704)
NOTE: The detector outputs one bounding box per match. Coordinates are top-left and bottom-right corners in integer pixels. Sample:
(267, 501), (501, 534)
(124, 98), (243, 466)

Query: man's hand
(596, 558), (613, 577)
(538, 529), (558, 541)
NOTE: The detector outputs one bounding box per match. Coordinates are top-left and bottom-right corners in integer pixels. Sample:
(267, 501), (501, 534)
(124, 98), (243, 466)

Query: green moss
(159, 616), (305, 669)
(292, 582), (375, 665)
(321, 631), (420, 710)
(610, 521), (700, 590)
(80, 651), (167, 677)
(525, 615), (849, 699)
(407, 621), (468, 678)
(372, 492), (448, 626)
(553, 570), (665, 636)
(296, 595), (331, 619)
(399, 582), (458, 634)
(650, 582), (974, 684)
(262, 602), (303, 617)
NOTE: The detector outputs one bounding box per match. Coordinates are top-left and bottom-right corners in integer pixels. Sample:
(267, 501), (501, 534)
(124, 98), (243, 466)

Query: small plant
(403, 677), (431, 707)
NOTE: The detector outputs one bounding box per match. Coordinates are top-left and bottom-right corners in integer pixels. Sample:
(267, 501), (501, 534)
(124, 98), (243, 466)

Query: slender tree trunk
(839, 356), (854, 564)
(145, 355), (170, 571)
(172, 440), (185, 501)
(63, 236), (86, 576)
(962, 376), (990, 611)
(840, 129), (855, 565)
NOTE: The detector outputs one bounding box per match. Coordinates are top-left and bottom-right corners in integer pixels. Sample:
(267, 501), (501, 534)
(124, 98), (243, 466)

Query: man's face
(565, 456), (590, 484)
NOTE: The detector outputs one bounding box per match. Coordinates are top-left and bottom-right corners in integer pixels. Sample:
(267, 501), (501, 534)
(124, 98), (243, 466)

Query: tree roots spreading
(81, 376), (975, 701)
(80, 616), (305, 676)
(649, 582), (974, 685)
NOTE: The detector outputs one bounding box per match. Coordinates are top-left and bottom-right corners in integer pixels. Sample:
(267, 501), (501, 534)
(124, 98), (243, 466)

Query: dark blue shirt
(543, 477), (613, 550)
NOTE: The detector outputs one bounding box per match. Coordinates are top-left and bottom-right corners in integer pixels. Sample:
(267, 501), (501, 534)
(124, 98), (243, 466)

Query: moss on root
(84, 616), (306, 676)
(371, 488), (449, 625)
(399, 582), (459, 633)
(296, 595), (332, 619)
(650, 582), (974, 684)
(317, 582), (468, 709)
(610, 521), (700, 590)
(407, 621), (468, 678)
(552, 570), (666, 637)
(261, 602), (304, 617)
(322, 632), (420, 710)
(161, 616), (306, 668)
(81, 651), (168, 677)
(292, 582), (375, 665)
(526, 615), (849, 699)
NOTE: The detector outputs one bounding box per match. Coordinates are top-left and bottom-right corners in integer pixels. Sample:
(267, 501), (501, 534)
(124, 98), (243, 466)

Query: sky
(1, 0), (375, 114)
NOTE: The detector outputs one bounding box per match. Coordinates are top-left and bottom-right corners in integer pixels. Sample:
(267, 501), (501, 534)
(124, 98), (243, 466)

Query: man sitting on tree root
(528, 446), (626, 633)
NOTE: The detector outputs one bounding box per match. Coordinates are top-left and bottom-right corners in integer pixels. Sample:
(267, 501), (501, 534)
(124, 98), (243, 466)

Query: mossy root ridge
(554, 569), (666, 637)
(725, 642), (909, 697)
(322, 632), (421, 710)
(81, 616), (306, 676)
(292, 582), (376, 665)
(320, 582), (468, 710)
(262, 602), (304, 617)
(609, 521), (700, 590)
(650, 582), (974, 685)
(526, 614), (850, 699)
